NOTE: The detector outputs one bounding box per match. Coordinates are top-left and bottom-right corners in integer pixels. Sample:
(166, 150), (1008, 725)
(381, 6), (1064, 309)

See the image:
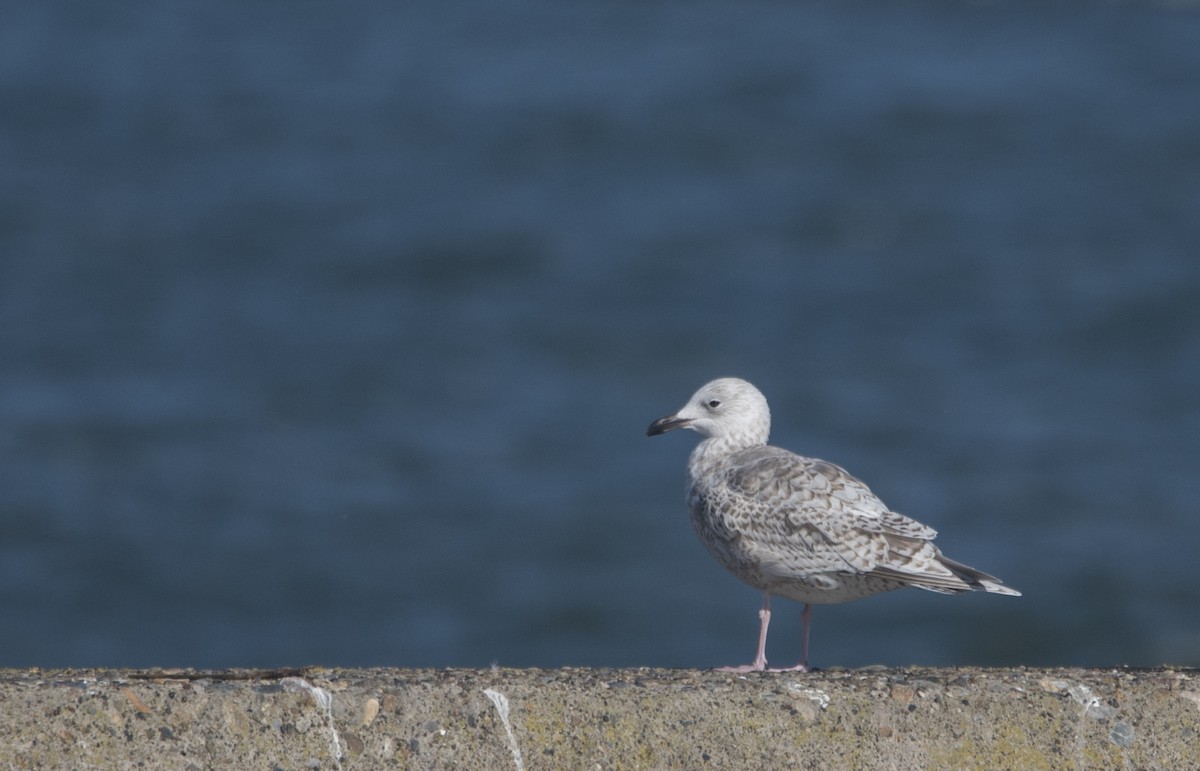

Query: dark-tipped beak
(646, 414), (692, 437)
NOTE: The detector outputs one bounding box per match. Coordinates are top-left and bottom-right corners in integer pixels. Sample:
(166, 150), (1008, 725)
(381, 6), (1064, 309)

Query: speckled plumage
(647, 377), (1019, 672)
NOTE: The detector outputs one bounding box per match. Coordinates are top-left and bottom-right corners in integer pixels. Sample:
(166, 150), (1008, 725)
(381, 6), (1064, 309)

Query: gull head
(646, 377), (771, 447)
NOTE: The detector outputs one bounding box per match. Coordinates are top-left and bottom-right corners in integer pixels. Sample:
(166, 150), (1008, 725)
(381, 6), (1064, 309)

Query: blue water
(2, 1), (1199, 671)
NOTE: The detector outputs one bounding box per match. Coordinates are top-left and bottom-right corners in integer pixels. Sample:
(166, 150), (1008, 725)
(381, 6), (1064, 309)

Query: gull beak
(646, 414), (692, 437)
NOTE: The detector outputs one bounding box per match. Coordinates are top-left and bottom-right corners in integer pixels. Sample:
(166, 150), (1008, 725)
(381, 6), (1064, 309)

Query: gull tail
(940, 556), (1022, 597)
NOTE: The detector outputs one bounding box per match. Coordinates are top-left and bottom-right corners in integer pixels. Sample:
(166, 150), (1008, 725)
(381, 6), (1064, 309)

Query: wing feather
(718, 447), (994, 592)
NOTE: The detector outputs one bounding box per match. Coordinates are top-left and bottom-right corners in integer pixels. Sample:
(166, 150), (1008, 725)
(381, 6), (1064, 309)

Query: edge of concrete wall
(2, 666), (1197, 769)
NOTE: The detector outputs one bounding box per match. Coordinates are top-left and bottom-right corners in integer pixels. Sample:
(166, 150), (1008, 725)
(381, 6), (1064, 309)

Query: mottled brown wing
(722, 447), (946, 583)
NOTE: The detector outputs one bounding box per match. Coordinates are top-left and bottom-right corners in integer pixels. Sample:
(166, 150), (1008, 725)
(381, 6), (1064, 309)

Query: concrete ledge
(2, 666), (1198, 769)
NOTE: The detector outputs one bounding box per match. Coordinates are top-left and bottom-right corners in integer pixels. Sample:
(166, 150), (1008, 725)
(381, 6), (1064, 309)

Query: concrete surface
(1, 666), (1197, 769)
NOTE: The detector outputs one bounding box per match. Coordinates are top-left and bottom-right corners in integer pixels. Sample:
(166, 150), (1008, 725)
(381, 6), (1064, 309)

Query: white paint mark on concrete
(282, 677), (344, 771)
(1066, 683), (1115, 719)
(483, 688), (525, 771)
(786, 683), (830, 710)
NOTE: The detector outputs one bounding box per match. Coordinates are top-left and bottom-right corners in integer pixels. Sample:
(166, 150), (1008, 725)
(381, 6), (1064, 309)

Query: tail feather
(939, 555), (1022, 597)
(870, 551), (1022, 597)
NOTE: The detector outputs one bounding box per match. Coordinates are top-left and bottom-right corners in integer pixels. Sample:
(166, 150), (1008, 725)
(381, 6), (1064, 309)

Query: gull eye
(707, 399), (721, 409)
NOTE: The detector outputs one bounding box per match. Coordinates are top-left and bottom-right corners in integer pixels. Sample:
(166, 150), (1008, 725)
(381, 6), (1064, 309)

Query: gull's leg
(717, 591), (771, 673)
(801, 602), (811, 669)
(769, 603), (812, 672)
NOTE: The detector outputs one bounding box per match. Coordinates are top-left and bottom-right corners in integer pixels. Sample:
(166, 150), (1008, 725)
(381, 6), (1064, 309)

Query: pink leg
(769, 603), (811, 672)
(717, 591), (771, 673)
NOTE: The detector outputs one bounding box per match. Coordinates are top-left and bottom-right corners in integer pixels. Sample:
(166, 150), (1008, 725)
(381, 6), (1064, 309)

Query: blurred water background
(2, 1), (1199, 671)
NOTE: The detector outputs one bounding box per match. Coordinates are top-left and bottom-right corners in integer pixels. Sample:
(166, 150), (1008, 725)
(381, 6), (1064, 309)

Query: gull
(647, 377), (1020, 672)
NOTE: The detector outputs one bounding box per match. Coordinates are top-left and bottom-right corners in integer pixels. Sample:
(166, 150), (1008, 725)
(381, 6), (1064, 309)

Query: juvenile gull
(647, 377), (1020, 672)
